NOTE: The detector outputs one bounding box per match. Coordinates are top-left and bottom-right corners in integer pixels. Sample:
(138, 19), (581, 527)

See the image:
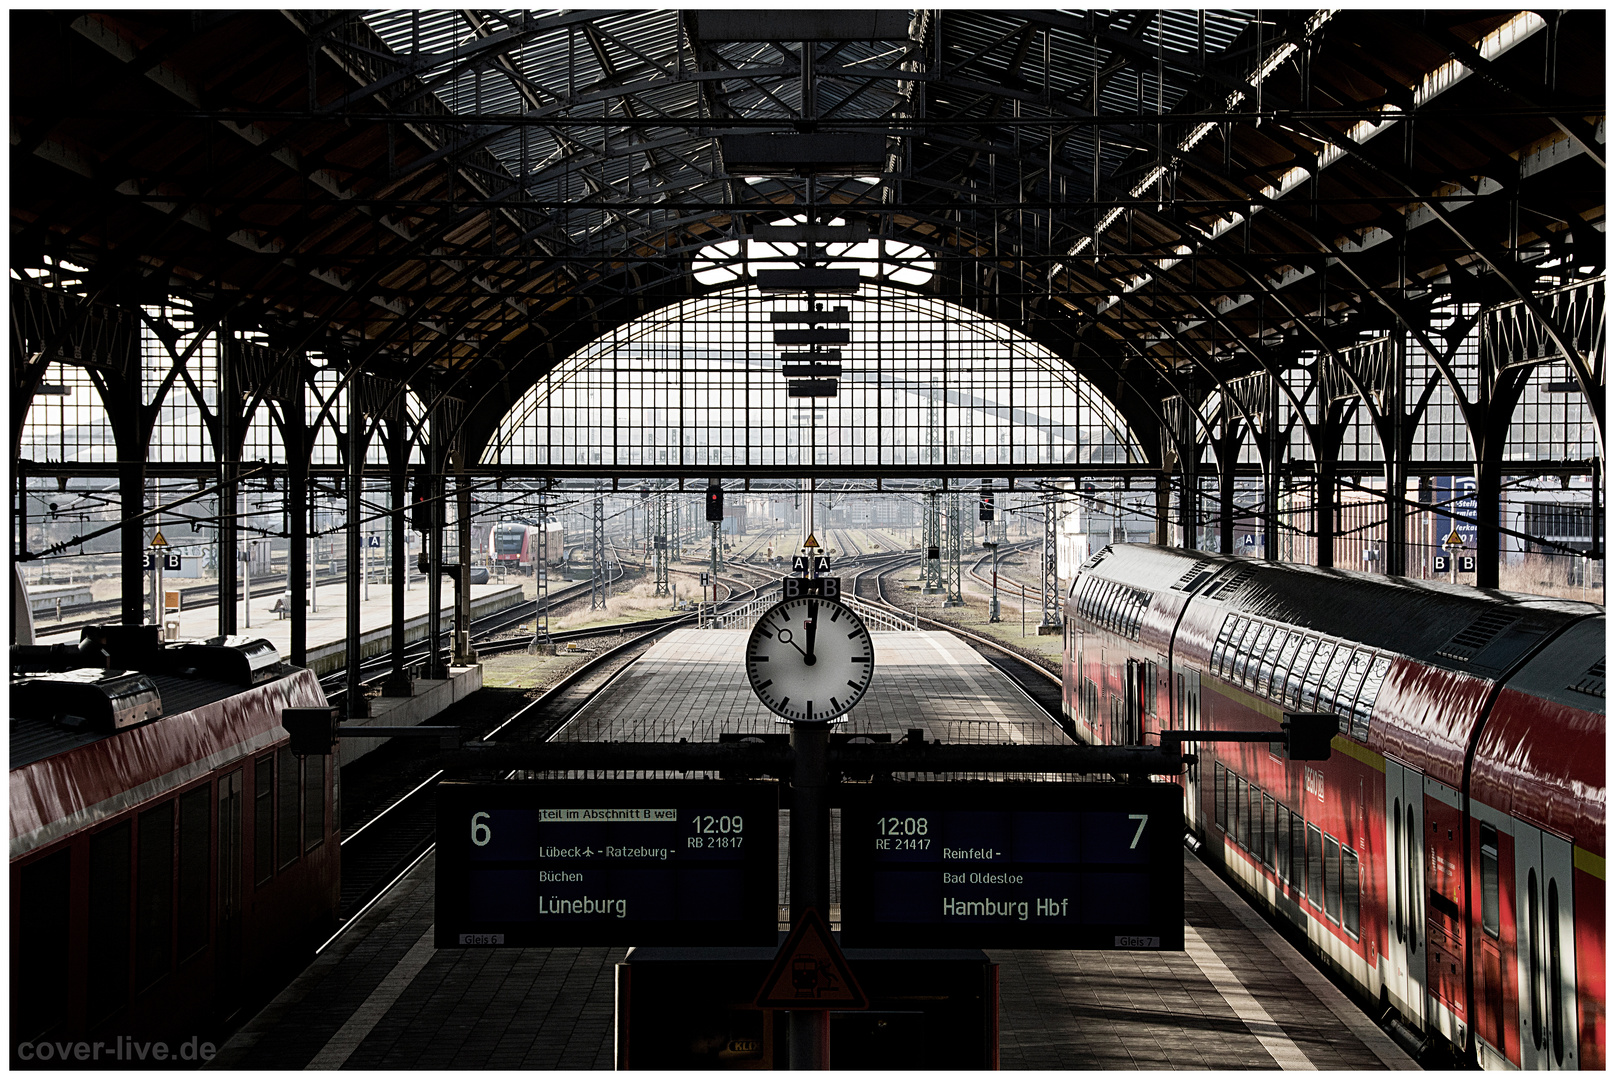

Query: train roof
(1473, 616), (1605, 853)
(1078, 544), (1601, 680)
(11, 666), (326, 860)
(10, 666), (292, 769)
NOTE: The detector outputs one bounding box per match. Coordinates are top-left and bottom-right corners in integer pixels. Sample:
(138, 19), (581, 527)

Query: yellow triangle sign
(1443, 530), (1465, 548)
(150, 530), (170, 549)
(803, 533), (820, 550)
(754, 907), (867, 1010)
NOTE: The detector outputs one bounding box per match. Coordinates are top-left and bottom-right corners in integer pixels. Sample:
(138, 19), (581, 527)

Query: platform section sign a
(840, 783), (1184, 950)
(435, 781), (778, 948)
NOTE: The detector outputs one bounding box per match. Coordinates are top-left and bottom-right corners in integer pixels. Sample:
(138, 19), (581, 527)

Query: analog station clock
(745, 595), (875, 722)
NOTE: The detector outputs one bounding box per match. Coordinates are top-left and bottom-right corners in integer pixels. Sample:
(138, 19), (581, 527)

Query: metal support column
(425, 441), (446, 679)
(1154, 473), (1171, 546)
(287, 404), (309, 666)
(1040, 494), (1062, 630)
(217, 333), (239, 635)
(383, 418), (413, 697)
(1382, 335), (1407, 576)
(922, 487), (941, 593)
(530, 499), (551, 652)
(591, 495), (608, 610)
(653, 491), (670, 597)
(455, 463), (477, 666)
(345, 391), (369, 717)
(1217, 432), (1237, 555)
(942, 491), (964, 607)
(1315, 457), (1336, 569)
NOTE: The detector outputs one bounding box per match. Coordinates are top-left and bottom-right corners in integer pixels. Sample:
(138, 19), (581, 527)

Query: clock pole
(789, 718), (832, 1068)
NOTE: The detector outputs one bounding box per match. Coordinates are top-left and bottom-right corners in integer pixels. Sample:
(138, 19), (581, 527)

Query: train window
(1214, 763), (1227, 830)
(1285, 637), (1319, 708)
(1258, 630), (1291, 697)
(136, 801), (175, 989)
(304, 753), (326, 851)
(1236, 777), (1251, 850)
(1392, 798), (1404, 942)
(1301, 641), (1336, 711)
(89, 821), (132, 1022)
(277, 747), (301, 870)
(1323, 835), (1341, 923)
(1241, 625), (1275, 689)
(177, 785), (211, 962)
(1306, 825), (1324, 909)
(1342, 847), (1361, 938)
(1289, 811), (1307, 895)
(1272, 632), (1303, 698)
(1548, 878), (1565, 1065)
(1249, 786), (1265, 864)
(17, 850), (71, 1040)
(1527, 869), (1543, 1049)
(1223, 618), (1253, 678)
(1274, 804), (1290, 880)
(1262, 793), (1277, 867)
(1333, 650), (1373, 725)
(1212, 616), (1238, 676)
(254, 755), (274, 886)
(1405, 805), (1419, 952)
(1350, 655), (1393, 740)
(1479, 826), (1500, 938)
(1320, 647), (1354, 714)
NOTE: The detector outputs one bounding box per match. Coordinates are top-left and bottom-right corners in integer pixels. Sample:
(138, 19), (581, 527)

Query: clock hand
(777, 626), (807, 659)
(804, 600), (817, 666)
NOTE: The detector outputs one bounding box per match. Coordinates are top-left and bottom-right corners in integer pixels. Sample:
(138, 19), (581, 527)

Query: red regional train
(9, 628), (339, 1062)
(1062, 544), (1604, 1070)
(488, 521), (564, 569)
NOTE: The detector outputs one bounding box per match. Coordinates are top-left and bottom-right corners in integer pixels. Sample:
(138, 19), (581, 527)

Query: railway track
(850, 552), (1070, 729)
(327, 571), (777, 944)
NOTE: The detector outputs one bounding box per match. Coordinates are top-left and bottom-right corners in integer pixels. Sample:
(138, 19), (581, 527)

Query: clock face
(745, 596), (875, 722)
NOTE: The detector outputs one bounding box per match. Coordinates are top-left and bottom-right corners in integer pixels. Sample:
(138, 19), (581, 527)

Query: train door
(1515, 829), (1577, 1069)
(1177, 669), (1202, 827)
(216, 770), (244, 1019)
(1124, 659), (1143, 745)
(1384, 760), (1427, 1028)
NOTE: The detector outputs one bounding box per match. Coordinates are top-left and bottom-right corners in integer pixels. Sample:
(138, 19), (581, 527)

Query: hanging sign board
(840, 783), (1184, 950)
(435, 781), (778, 948)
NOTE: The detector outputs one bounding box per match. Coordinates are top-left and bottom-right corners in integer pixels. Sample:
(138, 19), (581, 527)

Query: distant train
(1063, 545), (1603, 1070)
(487, 522), (564, 569)
(10, 627), (339, 1058)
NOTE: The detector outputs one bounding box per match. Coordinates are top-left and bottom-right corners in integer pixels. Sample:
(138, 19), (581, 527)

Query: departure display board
(435, 781), (778, 947)
(841, 783), (1184, 949)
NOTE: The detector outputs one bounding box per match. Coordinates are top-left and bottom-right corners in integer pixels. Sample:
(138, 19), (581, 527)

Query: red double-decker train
(1063, 544), (1603, 1070)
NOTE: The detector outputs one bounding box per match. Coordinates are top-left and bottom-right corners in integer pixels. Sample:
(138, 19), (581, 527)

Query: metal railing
(703, 592), (918, 632)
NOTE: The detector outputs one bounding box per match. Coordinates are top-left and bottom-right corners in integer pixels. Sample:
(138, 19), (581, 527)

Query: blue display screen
(842, 784), (1184, 949)
(436, 782), (778, 948)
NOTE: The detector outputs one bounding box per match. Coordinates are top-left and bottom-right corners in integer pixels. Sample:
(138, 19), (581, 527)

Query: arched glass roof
(483, 284), (1141, 476)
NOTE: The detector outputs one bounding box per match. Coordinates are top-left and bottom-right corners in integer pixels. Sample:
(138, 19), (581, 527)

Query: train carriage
(9, 635), (339, 1058)
(487, 521), (564, 569)
(1063, 544), (1603, 1070)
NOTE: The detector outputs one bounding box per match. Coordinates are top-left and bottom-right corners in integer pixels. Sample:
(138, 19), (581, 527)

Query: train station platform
(208, 848), (1411, 1069)
(210, 628), (1413, 1069)
(35, 580), (527, 677)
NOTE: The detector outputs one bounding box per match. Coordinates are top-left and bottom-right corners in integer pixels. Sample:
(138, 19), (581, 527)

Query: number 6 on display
(472, 811), (491, 846)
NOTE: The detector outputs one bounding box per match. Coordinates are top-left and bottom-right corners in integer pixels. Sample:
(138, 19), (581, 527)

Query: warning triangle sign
(754, 907), (867, 1010)
(802, 533), (820, 552)
(149, 530), (170, 549)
